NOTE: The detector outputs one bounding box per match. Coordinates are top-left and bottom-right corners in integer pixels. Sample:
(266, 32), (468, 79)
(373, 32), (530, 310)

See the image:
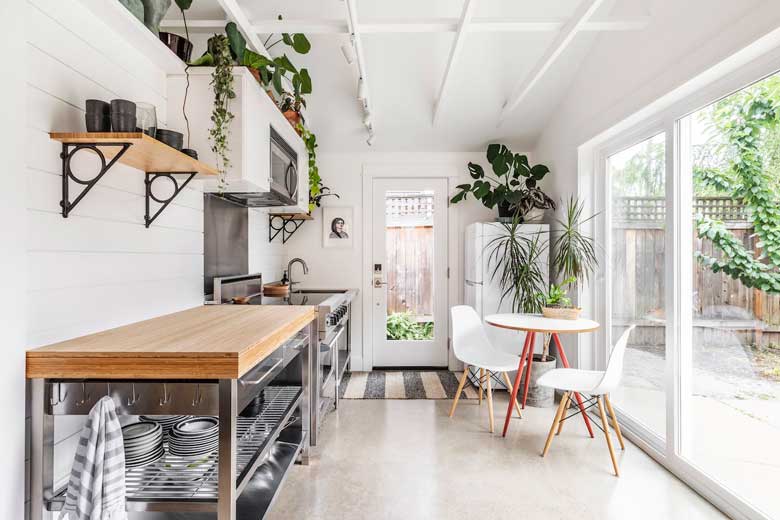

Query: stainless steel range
(208, 273), (356, 446)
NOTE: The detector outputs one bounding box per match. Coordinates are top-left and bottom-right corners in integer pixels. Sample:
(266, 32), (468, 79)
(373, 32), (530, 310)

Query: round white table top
(484, 313), (600, 334)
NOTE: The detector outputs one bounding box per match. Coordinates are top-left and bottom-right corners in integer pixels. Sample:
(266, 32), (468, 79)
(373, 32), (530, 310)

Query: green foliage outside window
(695, 76), (780, 293)
(386, 313), (434, 341)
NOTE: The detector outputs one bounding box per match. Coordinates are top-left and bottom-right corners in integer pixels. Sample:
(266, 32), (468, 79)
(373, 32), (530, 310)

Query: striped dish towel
(63, 396), (127, 520)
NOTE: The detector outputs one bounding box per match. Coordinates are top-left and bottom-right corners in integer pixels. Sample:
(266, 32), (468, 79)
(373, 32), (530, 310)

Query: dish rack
(30, 323), (316, 520)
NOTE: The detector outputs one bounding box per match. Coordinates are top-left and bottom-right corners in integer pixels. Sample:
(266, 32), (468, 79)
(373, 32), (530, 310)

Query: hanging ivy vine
(208, 34), (235, 192)
(696, 82), (780, 293)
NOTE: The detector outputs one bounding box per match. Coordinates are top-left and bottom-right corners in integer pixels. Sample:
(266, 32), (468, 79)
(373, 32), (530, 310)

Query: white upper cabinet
(167, 67), (309, 212)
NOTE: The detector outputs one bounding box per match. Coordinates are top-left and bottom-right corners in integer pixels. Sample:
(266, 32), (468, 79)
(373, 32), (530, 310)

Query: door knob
(373, 280), (388, 288)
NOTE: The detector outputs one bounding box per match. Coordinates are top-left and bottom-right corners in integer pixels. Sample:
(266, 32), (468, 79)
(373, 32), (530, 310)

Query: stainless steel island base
(29, 319), (316, 520)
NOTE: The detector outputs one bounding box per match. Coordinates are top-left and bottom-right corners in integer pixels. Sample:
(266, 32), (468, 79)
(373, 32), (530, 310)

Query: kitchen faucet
(287, 258), (309, 290)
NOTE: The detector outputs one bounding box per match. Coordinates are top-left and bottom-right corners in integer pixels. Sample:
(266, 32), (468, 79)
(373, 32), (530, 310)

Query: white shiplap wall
(23, 0), (287, 516)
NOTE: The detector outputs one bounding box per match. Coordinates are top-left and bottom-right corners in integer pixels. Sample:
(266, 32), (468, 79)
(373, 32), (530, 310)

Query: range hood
(213, 190), (295, 208)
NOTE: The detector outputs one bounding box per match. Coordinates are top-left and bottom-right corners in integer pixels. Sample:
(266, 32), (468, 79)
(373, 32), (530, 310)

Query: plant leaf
(273, 54), (297, 74)
(486, 144), (501, 163)
(530, 164), (550, 180)
(298, 68), (312, 94)
(292, 33), (311, 54)
(189, 52), (214, 66)
(467, 162), (484, 179)
(225, 22), (246, 63)
(174, 0), (192, 10)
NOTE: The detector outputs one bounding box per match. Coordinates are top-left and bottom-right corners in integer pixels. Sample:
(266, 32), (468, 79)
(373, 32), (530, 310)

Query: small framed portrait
(323, 206), (353, 249)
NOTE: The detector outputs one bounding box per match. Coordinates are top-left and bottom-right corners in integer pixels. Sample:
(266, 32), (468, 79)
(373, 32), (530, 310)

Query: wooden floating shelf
(269, 213), (313, 221)
(50, 132), (218, 176)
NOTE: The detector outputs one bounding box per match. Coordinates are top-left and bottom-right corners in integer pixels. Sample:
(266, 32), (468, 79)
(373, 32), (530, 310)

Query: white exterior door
(371, 177), (448, 367)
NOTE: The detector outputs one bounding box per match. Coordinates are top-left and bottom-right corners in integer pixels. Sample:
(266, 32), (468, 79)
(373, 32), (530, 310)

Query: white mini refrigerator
(463, 222), (549, 388)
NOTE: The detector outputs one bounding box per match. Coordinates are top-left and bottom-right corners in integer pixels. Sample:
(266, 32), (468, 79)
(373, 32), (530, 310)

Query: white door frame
(361, 164), (459, 371)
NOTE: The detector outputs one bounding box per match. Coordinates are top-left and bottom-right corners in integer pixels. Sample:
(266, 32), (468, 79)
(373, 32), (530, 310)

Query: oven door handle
(239, 358), (284, 386)
(323, 323), (346, 349)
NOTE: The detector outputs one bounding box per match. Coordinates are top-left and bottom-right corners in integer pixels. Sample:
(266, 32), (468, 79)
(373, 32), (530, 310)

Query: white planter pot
(523, 207), (545, 223)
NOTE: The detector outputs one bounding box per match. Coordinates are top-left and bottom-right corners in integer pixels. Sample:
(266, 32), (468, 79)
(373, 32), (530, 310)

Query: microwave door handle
(286, 163), (298, 199)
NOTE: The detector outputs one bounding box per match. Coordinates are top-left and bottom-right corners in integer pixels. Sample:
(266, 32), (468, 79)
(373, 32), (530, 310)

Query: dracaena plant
(450, 144), (556, 216)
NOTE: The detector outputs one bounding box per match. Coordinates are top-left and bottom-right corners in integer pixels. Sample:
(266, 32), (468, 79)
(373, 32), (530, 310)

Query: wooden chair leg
(604, 395), (625, 450)
(542, 391), (569, 457)
(449, 366), (470, 418)
(597, 396), (620, 476)
(486, 370), (495, 433)
(502, 372), (522, 418)
(479, 368), (485, 404)
(556, 392), (571, 435)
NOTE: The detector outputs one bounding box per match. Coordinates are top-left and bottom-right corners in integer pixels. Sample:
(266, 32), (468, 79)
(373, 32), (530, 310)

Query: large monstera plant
(451, 144), (555, 218)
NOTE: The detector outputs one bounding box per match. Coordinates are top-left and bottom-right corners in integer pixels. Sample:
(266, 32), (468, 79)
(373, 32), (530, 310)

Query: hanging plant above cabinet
(207, 34), (236, 192)
(298, 124), (339, 213)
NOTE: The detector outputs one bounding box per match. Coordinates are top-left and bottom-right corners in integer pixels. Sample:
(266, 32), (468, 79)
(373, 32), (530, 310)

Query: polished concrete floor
(268, 395), (727, 520)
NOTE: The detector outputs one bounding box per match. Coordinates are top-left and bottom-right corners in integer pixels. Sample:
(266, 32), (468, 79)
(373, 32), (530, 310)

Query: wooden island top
(26, 305), (317, 380)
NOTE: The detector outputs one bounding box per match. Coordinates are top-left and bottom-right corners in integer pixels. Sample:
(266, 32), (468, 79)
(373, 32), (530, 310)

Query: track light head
(340, 42), (355, 65)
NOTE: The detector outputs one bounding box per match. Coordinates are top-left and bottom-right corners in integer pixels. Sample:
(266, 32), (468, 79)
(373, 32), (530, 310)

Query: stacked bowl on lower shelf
(122, 422), (164, 468)
(139, 415), (190, 435)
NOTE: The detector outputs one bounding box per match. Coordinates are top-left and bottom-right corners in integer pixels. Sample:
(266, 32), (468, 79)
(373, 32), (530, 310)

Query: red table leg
(521, 332), (536, 408)
(552, 333), (594, 438)
(502, 331), (531, 437)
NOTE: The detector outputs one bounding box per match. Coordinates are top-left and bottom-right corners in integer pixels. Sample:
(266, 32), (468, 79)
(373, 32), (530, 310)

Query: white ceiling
(166, 0), (650, 152)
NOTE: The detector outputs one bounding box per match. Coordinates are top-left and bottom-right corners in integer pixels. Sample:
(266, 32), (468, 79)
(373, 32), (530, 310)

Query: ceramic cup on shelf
(85, 99), (110, 132)
(110, 99), (137, 132)
(135, 102), (157, 138)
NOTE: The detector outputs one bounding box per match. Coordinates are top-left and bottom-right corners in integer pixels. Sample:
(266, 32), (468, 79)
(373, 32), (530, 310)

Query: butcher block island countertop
(26, 305), (317, 379)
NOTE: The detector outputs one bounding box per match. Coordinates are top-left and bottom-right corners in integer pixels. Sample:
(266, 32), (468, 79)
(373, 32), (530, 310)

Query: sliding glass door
(606, 133), (667, 441)
(601, 70), (780, 520)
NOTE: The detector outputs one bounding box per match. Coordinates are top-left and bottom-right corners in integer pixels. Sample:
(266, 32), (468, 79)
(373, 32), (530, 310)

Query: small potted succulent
(541, 277), (582, 320)
(450, 143), (555, 220)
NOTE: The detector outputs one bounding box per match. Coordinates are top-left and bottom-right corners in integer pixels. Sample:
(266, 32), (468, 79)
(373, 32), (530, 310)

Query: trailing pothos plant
(207, 34), (235, 191)
(296, 124), (339, 212)
(451, 144), (555, 217)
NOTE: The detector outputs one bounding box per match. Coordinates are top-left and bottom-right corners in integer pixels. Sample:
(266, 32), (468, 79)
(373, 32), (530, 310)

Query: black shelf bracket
(144, 172), (198, 228)
(269, 214), (308, 244)
(60, 142), (131, 218)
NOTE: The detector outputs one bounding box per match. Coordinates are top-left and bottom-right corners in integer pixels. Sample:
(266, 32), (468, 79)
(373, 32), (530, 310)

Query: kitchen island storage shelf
(269, 213), (313, 244)
(27, 305), (318, 520)
(50, 132), (218, 228)
(45, 386), (304, 513)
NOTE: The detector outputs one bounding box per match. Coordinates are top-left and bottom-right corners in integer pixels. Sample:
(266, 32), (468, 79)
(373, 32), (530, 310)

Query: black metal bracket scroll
(60, 142), (131, 218)
(269, 214), (307, 244)
(144, 172), (198, 228)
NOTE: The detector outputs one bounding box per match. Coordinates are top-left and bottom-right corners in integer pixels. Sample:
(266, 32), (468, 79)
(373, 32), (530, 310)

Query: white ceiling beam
(161, 17), (650, 35)
(214, 0), (268, 56)
(432, 0), (477, 126)
(499, 0), (607, 123)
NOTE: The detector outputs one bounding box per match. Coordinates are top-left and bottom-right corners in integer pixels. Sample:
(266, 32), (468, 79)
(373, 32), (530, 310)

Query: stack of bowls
(139, 415), (189, 435)
(168, 417), (219, 458)
(122, 421), (164, 468)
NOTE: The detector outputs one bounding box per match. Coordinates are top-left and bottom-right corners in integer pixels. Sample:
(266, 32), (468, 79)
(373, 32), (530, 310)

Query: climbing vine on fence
(696, 79), (780, 293)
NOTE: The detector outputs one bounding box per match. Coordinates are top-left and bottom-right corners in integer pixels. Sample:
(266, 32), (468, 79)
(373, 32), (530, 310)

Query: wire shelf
(49, 386), (302, 509)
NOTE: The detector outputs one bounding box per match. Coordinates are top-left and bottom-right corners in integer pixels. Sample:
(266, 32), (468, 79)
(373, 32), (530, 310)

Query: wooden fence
(386, 226), (434, 317)
(613, 196), (780, 347)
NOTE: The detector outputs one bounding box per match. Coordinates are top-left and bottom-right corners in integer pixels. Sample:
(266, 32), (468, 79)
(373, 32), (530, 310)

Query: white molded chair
(449, 306), (523, 433)
(537, 325), (635, 476)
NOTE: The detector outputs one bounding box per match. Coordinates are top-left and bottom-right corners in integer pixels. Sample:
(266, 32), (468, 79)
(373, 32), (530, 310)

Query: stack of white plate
(168, 417), (219, 458)
(139, 415), (190, 435)
(122, 421), (164, 468)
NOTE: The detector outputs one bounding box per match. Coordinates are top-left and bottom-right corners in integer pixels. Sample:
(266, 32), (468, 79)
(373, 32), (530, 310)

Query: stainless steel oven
(207, 274), (356, 446)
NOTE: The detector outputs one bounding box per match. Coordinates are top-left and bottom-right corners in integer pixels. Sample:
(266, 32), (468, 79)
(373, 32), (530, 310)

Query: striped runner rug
(339, 371), (481, 400)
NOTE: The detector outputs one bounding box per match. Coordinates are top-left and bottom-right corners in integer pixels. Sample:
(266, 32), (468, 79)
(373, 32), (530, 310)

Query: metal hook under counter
(127, 383), (139, 406)
(159, 383), (172, 406)
(77, 382), (90, 406)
